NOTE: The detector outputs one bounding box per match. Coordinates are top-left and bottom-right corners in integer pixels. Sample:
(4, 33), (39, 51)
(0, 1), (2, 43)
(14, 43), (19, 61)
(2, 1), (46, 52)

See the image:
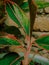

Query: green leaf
(6, 3), (30, 35)
(4, 26), (22, 39)
(13, 3), (30, 35)
(29, 61), (34, 65)
(0, 52), (19, 65)
(44, 2), (49, 7)
(35, 0), (49, 9)
(12, 57), (24, 65)
(0, 37), (21, 45)
(6, 3), (21, 27)
(20, 2), (29, 12)
(0, 53), (7, 59)
(35, 36), (49, 50)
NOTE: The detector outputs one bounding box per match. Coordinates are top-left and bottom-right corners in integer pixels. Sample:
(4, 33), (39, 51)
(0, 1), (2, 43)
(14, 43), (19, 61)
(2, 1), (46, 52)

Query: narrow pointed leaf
(6, 3), (30, 35)
(13, 3), (30, 35)
(6, 3), (21, 27)
(0, 37), (20, 45)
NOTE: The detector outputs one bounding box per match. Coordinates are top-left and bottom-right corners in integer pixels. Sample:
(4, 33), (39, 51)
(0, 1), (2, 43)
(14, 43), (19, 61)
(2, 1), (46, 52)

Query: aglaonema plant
(0, 0), (49, 65)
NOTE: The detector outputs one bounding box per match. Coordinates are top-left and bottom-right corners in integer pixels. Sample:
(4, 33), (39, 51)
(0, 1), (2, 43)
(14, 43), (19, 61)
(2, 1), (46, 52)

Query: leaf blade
(6, 3), (21, 27)
(0, 37), (21, 45)
(13, 3), (30, 35)
(35, 36), (49, 50)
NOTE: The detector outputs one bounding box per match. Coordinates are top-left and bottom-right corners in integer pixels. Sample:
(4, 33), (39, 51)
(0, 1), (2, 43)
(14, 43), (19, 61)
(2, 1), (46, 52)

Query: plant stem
(23, 37), (36, 65)
(23, 35), (31, 65)
(23, 0), (37, 65)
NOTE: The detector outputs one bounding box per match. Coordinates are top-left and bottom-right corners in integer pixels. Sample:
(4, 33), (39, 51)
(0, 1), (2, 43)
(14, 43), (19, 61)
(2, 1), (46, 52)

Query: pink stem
(23, 35), (31, 65)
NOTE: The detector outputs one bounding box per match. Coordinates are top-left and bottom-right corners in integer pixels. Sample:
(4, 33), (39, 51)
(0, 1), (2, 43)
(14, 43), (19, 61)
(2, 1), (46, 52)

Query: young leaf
(0, 37), (21, 45)
(35, 36), (49, 50)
